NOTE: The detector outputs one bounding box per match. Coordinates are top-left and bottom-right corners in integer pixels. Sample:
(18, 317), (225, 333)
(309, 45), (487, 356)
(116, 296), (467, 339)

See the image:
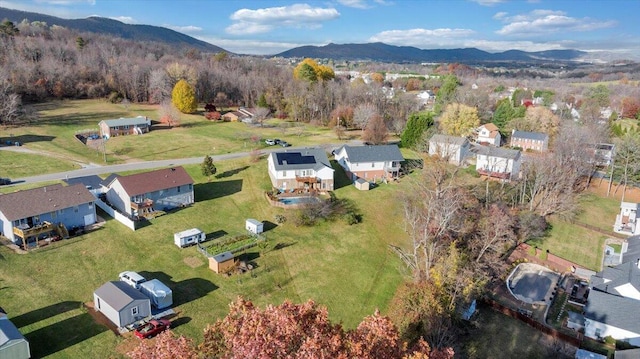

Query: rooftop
(0, 183), (95, 221)
(337, 144), (404, 163)
(109, 166), (194, 196)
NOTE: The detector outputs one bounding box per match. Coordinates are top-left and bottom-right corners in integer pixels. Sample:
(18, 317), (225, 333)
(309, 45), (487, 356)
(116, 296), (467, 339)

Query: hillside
(275, 42), (587, 64)
(0, 7), (227, 53)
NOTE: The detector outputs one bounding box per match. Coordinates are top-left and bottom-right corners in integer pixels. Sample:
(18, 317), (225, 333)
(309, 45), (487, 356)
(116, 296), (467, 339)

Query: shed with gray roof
(0, 317), (30, 359)
(94, 281), (151, 328)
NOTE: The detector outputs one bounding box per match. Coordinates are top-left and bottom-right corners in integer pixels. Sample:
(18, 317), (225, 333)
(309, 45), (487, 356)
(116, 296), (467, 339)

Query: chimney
(637, 258), (640, 269)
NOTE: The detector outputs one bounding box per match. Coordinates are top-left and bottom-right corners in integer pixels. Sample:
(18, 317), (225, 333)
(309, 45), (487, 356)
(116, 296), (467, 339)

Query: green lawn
(574, 193), (620, 232)
(0, 150), (80, 178)
(0, 158), (409, 358)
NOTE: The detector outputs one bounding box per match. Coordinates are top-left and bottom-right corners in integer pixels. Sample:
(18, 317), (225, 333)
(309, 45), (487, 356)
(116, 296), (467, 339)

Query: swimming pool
(278, 196), (320, 205)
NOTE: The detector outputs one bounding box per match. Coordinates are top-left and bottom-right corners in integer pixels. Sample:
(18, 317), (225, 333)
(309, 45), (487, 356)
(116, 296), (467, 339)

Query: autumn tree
(293, 58), (335, 82)
(127, 330), (197, 359)
(329, 105), (354, 128)
(401, 112), (434, 149)
(471, 203), (517, 263)
(370, 72), (384, 84)
(362, 114), (388, 145)
(353, 103), (378, 130)
(159, 100), (181, 128)
(438, 103), (480, 137)
(171, 79), (197, 114)
(201, 155), (217, 181)
(520, 106), (560, 136)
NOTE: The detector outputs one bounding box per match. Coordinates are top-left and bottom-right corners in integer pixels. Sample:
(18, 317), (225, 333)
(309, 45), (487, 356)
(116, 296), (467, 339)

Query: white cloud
(0, 0), (93, 18)
(369, 28), (475, 47)
(469, 0), (506, 6)
(34, 0), (95, 5)
(337, 0), (368, 9)
(226, 4), (339, 35)
(111, 16), (137, 24)
(495, 9), (616, 37)
(165, 25), (203, 33)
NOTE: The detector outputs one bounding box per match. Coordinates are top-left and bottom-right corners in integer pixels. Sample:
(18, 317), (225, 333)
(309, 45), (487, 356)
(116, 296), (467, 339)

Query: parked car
(119, 271), (146, 289)
(265, 139), (276, 145)
(134, 319), (171, 339)
(273, 139), (281, 144)
(280, 141), (291, 147)
(0, 178), (10, 186)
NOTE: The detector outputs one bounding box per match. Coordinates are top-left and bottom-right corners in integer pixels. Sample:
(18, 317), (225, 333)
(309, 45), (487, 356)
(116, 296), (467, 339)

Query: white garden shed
(246, 219), (263, 234)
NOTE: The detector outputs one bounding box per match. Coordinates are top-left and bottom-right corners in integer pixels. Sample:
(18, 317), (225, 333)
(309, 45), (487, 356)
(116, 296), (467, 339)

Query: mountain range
(1, 6), (590, 63)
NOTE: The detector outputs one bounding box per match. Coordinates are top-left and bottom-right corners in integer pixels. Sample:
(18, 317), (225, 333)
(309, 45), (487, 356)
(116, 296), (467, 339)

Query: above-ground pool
(278, 196), (320, 205)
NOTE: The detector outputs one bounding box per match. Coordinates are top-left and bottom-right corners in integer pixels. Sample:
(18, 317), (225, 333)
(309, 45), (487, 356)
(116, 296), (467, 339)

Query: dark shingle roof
(511, 130), (549, 142)
(338, 144), (404, 163)
(94, 281), (149, 311)
(270, 148), (332, 172)
(591, 261), (640, 295)
(0, 183), (95, 221)
(622, 235), (640, 264)
(63, 175), (105, 190)
(110, 167), (193, 197)
(429, 134), (469, 146)
(471, 144), (521, 160)
(583, 290), (640, 333)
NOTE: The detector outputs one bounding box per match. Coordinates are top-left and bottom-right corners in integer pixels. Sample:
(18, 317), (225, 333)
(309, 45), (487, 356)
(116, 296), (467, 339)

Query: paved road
(4, 142), (355, 185)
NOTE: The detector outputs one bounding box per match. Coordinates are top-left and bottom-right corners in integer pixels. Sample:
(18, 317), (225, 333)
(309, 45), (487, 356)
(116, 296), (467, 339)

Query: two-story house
(267, 148), (334, 193)
(428, 134), (470, 166)
(333, 144), (404, 182)
(476, 123), (501, 146)
(510, 130), (549, 152)
(473, 145), (522, 181)
(104, 166), (194, 218)
(99, 116), (151, 138)
(0, 183), (96, 247)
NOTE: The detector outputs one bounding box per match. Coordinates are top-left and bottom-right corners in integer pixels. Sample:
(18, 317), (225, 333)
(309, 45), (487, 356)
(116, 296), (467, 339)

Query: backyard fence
(95, 199), (136, 231)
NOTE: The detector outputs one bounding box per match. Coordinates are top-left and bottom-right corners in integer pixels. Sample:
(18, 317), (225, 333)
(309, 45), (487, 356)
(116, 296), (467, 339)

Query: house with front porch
(334, 144), (404, 182)
(0, 183), (96, 247)
(99, 116), (151, 139)
(267, 148), (334, 193)
(104, 166), (194, 218)
(428, 134), (470, 166)
(472, 145), (522, 181)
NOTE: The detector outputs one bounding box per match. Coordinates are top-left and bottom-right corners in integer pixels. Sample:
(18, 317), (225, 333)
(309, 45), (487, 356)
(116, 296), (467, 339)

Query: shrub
(604, 336), (616, 345)
(107, 91), (123, 103)
(274, 214), (286, 224)
(344, 212), (362, 225)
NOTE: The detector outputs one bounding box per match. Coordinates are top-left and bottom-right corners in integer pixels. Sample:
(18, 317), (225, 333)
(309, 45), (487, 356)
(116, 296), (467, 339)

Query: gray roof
(622, 235), (640, 264)
(591, 261), (640, 295)
(99, 116), (150, 127)
(0, 183), (95, 221)
(429, 134), (469, 146)
(471, 144), (521, 160)
(63, 175), (105, 190)
(575, 349), (606, 359)
(567, 311), (585, 326)
(94, 281), (149, 311)
(0, 318), (28, 350)
(270, 148), (332, 172)
(511, 130), (548, 142)
(615, 348), (640, 359)
(583, 289), (640, 334)
(213, 251), (234, 263)
(337, 144), (404, 163)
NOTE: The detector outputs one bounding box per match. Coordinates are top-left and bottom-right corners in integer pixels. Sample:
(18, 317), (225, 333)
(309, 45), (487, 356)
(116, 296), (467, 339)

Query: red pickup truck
(134, 319), (171, 339)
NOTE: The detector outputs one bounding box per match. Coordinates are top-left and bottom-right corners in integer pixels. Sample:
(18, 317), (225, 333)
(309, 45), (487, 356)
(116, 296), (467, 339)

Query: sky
(1, 0), (639, 57)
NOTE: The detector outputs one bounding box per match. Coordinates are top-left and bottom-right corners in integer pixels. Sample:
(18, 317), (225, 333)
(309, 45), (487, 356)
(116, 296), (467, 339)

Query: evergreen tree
(400, 112), (434, 148)
(201, 155), (217, 181)
(172, 79), (197, 114)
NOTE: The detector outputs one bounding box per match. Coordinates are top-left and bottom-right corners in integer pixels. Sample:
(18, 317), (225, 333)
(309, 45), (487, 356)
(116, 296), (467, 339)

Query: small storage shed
(139, 279), (173, 309)
(94, 281), (151, 328)
(209, 251), (236, 273)
(174, 228), (205, 248)
(245, 219), (263, 234)
(354, 178), (370, 191)
(0, 317), (30, 359)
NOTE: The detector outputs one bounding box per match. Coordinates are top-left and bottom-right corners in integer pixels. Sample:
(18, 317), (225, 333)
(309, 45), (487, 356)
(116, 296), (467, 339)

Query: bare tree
(159, 100), (180, 128)
(472, 203), (517, 263)
(362, 114), (388, 145)
(353, 103), (377, 130)
(252, 107), (270, 127)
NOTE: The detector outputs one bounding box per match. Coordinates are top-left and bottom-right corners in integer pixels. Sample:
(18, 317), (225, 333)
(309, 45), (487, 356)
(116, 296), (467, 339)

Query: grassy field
(0, 158), (409, 358)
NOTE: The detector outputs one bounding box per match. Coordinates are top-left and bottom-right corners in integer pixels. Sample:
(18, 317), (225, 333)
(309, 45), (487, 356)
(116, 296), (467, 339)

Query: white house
(428, 134), (470, 166)
(585, 261), (640, 345)
(94, 281), (152, 328)
(267, 148), (334, 193)
(334, 144), (404, 182)
(472, 145), (522, 181)
(615, 202), (640, 236)
(476, 123), (501, 146)
(104, 166), (194, 218)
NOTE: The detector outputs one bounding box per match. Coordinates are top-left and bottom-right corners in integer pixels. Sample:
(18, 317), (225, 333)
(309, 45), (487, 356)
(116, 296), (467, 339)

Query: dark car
(0, 178), (10, 186)
(280, 141), (291, 147)
(134, 319), (171, 339)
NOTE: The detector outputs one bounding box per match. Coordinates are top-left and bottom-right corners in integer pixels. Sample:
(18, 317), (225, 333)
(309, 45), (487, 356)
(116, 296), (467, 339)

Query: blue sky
(1, 0), (639, 57)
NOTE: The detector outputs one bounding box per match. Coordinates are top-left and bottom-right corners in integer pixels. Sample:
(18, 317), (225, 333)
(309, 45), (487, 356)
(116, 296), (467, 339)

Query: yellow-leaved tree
(293, 58), (334, 82)
(171, 79), (197, 114)
(439, 103), (480, 137)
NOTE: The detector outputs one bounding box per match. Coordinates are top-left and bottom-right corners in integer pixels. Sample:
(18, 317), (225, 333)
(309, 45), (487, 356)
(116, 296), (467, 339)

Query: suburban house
(584, 260), (640, 345)
(221, 111), (243, 122)
(94, 281), (152, 328)
(615, 202), (640, 236)
(104, 166), (194, 218)
(472, 145), (522, 181)
(334, 144), (404, 182)
(476, 123), (501, 146)
(99, 116), (151, 138)
(510, 130), (549, 152)
(267, 148), (334, 192)
(0, 183), (96, 247)
(0, 311), (30, 359)
(428, 134), (471, 166)
(594, 143), (615, 167)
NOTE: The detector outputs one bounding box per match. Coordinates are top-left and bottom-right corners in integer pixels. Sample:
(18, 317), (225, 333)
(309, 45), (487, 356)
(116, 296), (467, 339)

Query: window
(33, 215), (40, 223)
(159, 190), (164, 196)
(282, 171), (287, 177)
(51, 211), (57, 219)
(74, 206), (79, 213)
(371, 163), (375, 168)
(58, 208), (64, 215)
(131, 306), (139, 316)
(177, 186), (181, 193)
(188, 184), (192, 190)
(88, 203), (93, 209)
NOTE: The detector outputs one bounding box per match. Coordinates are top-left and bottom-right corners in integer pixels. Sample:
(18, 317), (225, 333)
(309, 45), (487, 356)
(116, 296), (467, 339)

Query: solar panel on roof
(275, 152), (316, 165)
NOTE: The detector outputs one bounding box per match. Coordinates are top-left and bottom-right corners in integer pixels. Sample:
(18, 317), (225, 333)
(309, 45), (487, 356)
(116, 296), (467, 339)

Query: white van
(174, 228), (206, 248)
(119, 271), (146, 289)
